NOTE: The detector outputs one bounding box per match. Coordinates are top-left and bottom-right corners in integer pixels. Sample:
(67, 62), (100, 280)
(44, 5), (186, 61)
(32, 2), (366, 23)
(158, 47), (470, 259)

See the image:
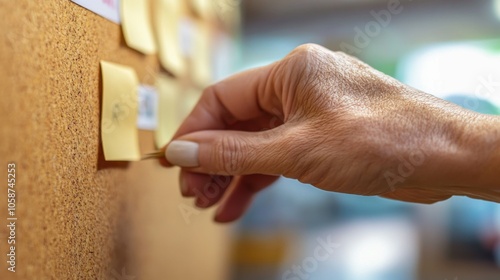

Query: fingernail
(165, 140), (199, 167)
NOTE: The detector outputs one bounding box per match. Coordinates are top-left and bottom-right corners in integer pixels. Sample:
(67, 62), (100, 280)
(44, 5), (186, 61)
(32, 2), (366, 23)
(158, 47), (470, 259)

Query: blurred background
(218, 0), (500, 279)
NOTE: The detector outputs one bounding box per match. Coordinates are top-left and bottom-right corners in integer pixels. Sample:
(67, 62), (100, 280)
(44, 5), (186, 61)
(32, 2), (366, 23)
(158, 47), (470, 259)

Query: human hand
(162, 44), (500, 222)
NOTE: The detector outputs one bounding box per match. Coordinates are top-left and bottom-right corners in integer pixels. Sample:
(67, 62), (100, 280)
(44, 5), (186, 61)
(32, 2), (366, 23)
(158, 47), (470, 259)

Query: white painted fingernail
(165, 140), (199, 167)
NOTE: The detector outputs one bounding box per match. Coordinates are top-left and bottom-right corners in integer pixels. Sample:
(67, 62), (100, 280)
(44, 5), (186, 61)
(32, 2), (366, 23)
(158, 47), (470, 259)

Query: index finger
(160, 62), (282, 165)
(179, 62), (281, 137)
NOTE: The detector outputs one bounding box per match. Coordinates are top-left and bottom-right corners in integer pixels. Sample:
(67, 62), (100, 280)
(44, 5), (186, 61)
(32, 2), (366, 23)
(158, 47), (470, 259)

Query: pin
(141, 151), (164, 160)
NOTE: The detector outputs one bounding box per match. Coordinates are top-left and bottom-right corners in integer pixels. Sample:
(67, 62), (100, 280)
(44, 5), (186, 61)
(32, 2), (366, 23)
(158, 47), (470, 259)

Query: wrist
(466, 115), (500, 187)
(439, 113), (500, 195)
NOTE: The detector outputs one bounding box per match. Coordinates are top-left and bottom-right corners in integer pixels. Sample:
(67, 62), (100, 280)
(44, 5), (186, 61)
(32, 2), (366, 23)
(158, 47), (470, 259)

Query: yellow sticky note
(180, 87), (202, 119)
(121, 0), (157, 54)
(189, 0), (214, 19)
(155, 75), (180, 148)
(100, 61), (141, 161)
(191, 21), (212, 87)
(155, 0), (186, 77)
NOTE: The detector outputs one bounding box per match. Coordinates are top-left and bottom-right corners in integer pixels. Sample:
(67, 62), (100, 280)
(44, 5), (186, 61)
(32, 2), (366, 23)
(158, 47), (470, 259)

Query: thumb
(165, 127), (291, 176)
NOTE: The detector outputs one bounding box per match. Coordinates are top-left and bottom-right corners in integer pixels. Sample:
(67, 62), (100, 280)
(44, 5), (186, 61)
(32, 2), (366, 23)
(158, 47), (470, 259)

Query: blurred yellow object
(155, 77), (201, 149)
(181, 87), (202, 117)
(190, 0), (215, 19)
(121, 0), (157, 54)
(231, 234), (287, 266)
(190, 20), (213, 87)
(155, 0), (187, 77)
(155, 74), (180, 148)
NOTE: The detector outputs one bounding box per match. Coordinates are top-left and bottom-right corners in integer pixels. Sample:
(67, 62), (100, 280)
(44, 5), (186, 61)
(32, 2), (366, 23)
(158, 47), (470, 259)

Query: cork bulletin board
(0, 0), (229, 279)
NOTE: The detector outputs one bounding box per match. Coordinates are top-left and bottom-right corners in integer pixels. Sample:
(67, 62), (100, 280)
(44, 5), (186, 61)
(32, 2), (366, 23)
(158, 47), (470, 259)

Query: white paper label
(137, 85), (159, 130)
(71, 0), (121, 24)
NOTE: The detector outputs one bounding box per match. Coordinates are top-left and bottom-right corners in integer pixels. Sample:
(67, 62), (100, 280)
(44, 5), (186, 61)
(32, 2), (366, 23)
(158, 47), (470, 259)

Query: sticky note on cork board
(155, 75), (180, 148)
(100, 61), (141, 161)
(189, 0), (215, 20)
(190, 21), (213, 87)
(181, 87), (202, 118)
(121, 0), (157, 54)
(154, 0), (186, 77)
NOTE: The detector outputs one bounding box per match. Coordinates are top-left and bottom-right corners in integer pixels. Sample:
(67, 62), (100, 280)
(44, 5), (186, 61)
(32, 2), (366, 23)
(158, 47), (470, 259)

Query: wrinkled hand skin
(163, 44), (500, 223)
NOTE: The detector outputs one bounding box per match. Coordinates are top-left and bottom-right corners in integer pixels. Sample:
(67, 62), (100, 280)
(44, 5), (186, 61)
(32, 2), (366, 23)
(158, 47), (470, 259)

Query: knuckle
(292, 43), (323, 58)
(284, 44), (325, 69)
(213, 136), (247, 174)
(278, 45), (328, 103)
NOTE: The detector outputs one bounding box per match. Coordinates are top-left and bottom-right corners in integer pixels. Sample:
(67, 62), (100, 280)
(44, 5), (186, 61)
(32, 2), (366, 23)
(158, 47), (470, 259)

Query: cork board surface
(0, 0), (228, 279)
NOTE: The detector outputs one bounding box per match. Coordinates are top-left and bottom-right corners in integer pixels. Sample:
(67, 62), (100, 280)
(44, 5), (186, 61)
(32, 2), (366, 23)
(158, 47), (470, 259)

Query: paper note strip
(191, 21), (212, 87)
(181, 87), (202, 118)
(121, 0), (157, 54)
(71, 0), (121, 23)
(189, 0), (214, 19)
(155, 0), (186, 77)
(137, 85), (159, 130)
(155, 75), (180, 148)
(100, 61), (141, 161)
